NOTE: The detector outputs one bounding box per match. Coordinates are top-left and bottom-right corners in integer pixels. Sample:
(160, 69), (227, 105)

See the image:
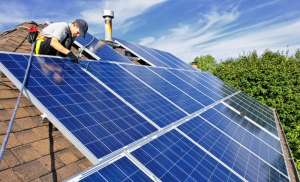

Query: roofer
(34, 19), (88, 63)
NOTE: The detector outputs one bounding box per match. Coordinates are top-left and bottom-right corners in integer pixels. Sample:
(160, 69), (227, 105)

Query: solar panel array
(0, 34), (291, 182)
(75, 33), (132, 63)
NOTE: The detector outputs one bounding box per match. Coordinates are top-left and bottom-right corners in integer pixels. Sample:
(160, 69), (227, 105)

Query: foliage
(194, 50), (300, 172)
(295, 49), (300, 60)
(192, 55), (217, 73)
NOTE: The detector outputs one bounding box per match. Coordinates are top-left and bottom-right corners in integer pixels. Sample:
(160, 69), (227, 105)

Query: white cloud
(0, 3), (28, 24)
(139, 7), (300, 62)
(198, 19), (300, 60)
(139, 36), (156, 45)
(80, 0), (166, 33)
(138, 8), (240, 62)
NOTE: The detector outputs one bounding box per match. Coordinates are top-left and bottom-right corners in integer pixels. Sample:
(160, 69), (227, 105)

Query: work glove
(67, 51), (79, 64)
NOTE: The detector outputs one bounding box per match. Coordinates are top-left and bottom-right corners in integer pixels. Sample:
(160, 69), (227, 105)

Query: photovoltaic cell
(75, 33), (132, 63)
(158, 50), (193, 70)
(76, 32), (97, 46)
(169, 69), (224, 101)
(225, 92), (278, 136)
(179, 69), (233, 98)
(84, 61), (187, 127)
(0, 53), (157, 159)
(186, 70), (236, 96)
(214, 103), (282, 153)
(149, 67), (214, 106)
(90, 44), (132, 63)
(179, 116), (288, 182)
(200, 106), (286, 173)
(78, 157), (152, 182)
(114, 38), (193, 70)
(132, 130), (242, 182)
(120, 64), (204, 114)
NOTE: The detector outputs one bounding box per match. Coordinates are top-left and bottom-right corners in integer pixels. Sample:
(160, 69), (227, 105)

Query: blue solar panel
(76, 32), (98, 47)
(225, 92), (278, 136)
(77, 157), (152, 182)
(169, 69), (225, 101)
(140, 45), (192, 70)
(179, 69), (233, 98)
(156, 49), (193, 70)
(214, 103), (282, 153)
(0, 53), (157, 160)
(83, 61), (187, 127)
(75, 33), (132, 63)
(186, 70), (236, 96)
(120, 64), (204, 114)
(114, 38), (193, 70)
(91, 44), (132, 63)
(132, 130), (243, 182)
(200, 105), (286, 173)
(0, 49), (291, 182)
(178, 116), (289, 182)
(149, 67), (215, 106)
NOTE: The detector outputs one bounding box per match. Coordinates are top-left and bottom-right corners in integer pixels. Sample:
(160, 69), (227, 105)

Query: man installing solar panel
(34, 19), (88, 63)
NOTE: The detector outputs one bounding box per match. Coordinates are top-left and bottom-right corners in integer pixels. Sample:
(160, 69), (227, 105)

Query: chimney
(103, 10), (114, 42)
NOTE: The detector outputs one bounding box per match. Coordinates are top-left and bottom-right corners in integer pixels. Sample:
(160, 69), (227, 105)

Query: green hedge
(193, 50), (300, 172)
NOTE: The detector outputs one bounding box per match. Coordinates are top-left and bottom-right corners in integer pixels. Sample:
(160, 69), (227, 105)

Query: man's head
(70, 19), (88, 38)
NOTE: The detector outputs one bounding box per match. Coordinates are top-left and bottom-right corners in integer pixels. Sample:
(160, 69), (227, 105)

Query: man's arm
(50, 37), (70, 55)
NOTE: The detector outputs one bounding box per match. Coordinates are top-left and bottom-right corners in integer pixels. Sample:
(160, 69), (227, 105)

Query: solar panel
(186, 70), (237, 95)
(75, 33), (132, 63)
(83, 61), (187, 127)
(132, 130), (243, 181)
(225, 92), (278, 136)
(0, 53), (157, 161)
(178, 117), (289, 182)
(0, 48), (292, 181)
(75, 32), (97, 46)
(120, 64), (204, 114)
(114, 38), (193, 70)
(214, 103), (282, 153)
(74, 157), (152, 181)
(200, 106), (286, 172)
(149, 67), (215, 106)
(90, 44), (132, 63)
(169, 69), (225, 101)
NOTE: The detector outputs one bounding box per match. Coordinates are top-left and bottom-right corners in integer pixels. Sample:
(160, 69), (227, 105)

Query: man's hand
(50, 37), (70, 55)
(67, 51), (79, 63)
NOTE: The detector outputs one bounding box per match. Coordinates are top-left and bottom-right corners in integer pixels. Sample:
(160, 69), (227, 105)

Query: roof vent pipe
(103, 10), (114, 42)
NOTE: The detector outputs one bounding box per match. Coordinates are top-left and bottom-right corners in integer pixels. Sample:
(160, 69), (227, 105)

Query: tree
(192, 55), (217, 73)
(295, 49), (300, 60)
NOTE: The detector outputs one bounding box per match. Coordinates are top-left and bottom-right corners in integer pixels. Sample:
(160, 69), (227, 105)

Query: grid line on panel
(178, 116), (289, 181)
(199, 108), (286, 175)
(84, 61), (187, 127)
(131, 130), (244, 182)
(149, 67), (215, 106)
(221, 101), (280, 141)
(144, 66), (206, 106)
(225, 93), (278, 136)
(186, 70), (235, 96)
(216, 103), (282, 152)
(169, 69), (223, 101)
(120, 64), (204, 114)
(0, 53), (157, 161)
(78, 156), (153, 182)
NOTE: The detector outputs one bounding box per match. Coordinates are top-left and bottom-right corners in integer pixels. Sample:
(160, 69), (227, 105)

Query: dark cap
(74, 19), (88, 37)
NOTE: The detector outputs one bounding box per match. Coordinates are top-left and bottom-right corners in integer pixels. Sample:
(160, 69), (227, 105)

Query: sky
(1, 0), (300, 62)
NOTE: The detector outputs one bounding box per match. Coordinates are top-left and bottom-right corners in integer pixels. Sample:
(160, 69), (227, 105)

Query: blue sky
(1, 0), (300, 62)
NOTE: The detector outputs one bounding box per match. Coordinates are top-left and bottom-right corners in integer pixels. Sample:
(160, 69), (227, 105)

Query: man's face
(70, 24), (81, 38)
